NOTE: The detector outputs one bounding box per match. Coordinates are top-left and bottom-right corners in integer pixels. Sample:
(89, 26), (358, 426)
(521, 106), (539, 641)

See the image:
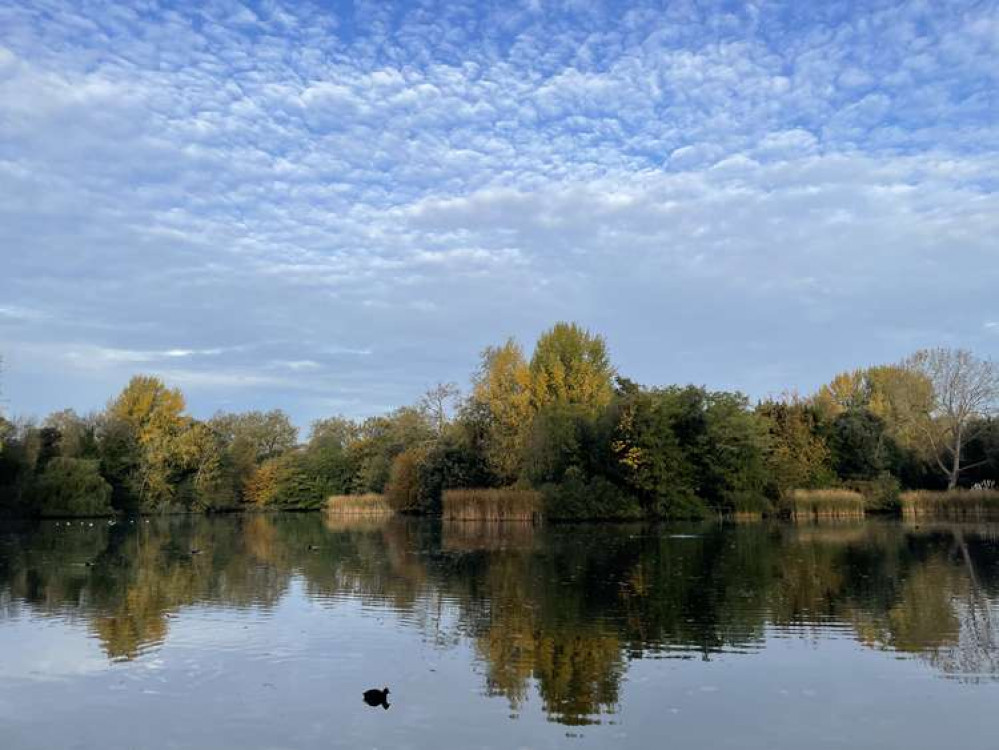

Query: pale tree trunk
(948, 424), (962, 490)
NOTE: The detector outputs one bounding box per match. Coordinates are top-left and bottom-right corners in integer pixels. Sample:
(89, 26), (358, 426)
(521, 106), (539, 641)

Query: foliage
(32, 457), (113, 517)
(529, 322), (614, 414)
(757, 400), (833, 496)
(470, 338), (534, 483)
(385, 447), (426, 513)
(904, 348), (999, 488)
(541, 467), (643, 520)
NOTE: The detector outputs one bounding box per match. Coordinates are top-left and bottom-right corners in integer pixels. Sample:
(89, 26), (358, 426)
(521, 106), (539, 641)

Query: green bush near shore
(542, 468), (645, 521)
(901, 489), (999, 520)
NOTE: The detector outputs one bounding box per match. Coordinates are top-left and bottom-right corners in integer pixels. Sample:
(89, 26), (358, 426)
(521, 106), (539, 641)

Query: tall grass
(901, 489), (999, 520)
(325, 494), (392, 515)
(442, 488), (542, 521)
(784, 489), (865, 521)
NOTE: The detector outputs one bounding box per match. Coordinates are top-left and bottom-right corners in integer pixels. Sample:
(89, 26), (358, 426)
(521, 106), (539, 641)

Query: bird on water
(363, 687), (390, 709)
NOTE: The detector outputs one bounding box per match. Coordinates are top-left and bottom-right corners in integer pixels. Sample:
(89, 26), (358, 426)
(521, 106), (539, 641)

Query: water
(1, 515), (998, 749)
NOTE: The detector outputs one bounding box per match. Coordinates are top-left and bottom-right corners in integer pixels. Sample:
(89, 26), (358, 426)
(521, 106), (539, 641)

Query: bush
(542, 467), (643, 520)
(845, 473), (901, 513)
(33, 457), (113, 517)
(385, 448), (426, 513)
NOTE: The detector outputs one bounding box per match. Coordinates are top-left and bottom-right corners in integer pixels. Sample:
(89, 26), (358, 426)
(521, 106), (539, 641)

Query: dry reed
(901, 489), (999, 520)
(325, 493), (393, 515)
(785, 489), (865, 521)
(442, 488), (542, 521)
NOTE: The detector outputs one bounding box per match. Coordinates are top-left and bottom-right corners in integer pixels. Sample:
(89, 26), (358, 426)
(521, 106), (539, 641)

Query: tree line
(1, 322), (997, 518)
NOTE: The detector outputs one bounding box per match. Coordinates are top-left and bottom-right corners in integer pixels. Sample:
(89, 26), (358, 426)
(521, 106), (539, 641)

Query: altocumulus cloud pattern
(0, 0), (997, 425)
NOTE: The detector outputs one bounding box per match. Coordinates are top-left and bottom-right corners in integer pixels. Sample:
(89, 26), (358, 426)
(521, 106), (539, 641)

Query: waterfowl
(363, 687), (390, 709)
(308, 544), (320, 551)
(190, 549), (202, 555)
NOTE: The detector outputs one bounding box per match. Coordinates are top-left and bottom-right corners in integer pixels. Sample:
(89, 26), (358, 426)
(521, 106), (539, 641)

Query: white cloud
(0, 0), (995, 424)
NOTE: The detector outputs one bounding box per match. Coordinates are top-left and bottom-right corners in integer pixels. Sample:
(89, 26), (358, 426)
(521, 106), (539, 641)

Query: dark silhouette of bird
(363, 687), (390, 709)
(190, 549), (202, 555)
(308, 544), (320, 551)
(84, 561), (96, 567)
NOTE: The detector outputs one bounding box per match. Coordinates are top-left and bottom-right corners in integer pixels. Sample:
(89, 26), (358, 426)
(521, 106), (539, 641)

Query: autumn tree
(905, 348), (999, 489)
(106, 375), (189, 509)
(529, 322), (614, 414)
(757, 399), (832, 496)
(471, 339), (534, 483)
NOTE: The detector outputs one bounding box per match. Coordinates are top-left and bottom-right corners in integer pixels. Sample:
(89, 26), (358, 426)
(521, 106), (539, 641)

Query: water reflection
(1, 515), (998, 726)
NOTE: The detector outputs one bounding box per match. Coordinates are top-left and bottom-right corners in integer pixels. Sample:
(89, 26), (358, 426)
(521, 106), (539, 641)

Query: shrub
(845, 473), (901, 513)
(542, 467), (643, 520)
(385, 448), (426, 513)
(33, 457), (113, 517)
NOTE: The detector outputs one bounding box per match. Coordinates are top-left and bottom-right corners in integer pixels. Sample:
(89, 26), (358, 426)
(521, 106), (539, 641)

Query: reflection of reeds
(325, 494), (392, 515)
(901, 489), (999, 520)
(785, 489), (865, 521)
(441, 520), (537, 551)
(442, 488), (542, 521)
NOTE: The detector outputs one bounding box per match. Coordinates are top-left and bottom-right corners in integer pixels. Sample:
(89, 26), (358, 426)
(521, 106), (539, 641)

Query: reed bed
(441, 488), (542, 522)
(325, 493), (393, 515)
(785, 489), (865, 521)
(901, 489), (999, 520)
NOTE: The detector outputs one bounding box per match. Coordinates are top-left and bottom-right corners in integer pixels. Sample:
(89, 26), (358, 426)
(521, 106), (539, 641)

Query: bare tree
(905, 348), (999, 489)
(420, 381), (460, 434)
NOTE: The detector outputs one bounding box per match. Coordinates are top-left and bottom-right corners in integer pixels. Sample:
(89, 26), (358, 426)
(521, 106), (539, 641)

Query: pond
(1, 514), (997, 749)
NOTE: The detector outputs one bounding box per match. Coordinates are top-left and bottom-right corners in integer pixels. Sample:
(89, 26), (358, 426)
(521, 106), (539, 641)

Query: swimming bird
(363, 687), (390, 709)
(190, 549), (202, 555)
(308, 544), (320, 551)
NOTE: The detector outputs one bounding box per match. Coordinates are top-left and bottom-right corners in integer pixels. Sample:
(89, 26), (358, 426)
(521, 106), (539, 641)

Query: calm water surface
(1, 514), (997, 749)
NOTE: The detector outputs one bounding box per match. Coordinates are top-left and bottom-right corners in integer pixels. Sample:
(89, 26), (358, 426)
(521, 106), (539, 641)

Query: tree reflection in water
(1, 515), (998, 724)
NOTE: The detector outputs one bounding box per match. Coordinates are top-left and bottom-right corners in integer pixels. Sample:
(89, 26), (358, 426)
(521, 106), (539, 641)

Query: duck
(363, 687), (390, 709)
(308, 544), (320, 552)
(190, 549), (202, 555)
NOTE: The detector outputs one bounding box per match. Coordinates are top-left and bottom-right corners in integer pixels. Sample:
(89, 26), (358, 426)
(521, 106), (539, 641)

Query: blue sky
(1, 0), (997, 429)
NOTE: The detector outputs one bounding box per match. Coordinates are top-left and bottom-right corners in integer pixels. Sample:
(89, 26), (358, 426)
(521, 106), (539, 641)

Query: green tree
(32, 457), (113, 517)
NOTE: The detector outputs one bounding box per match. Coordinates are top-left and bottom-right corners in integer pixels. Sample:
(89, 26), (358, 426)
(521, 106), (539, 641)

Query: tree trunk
(948, 424), (963, 490)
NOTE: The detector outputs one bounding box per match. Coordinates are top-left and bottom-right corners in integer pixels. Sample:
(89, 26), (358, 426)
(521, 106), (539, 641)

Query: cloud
(0, 0), (996, 424)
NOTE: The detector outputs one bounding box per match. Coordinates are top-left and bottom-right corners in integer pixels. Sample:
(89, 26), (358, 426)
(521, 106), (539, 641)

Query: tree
(106, 375), (189, 509)
(471, 339), (534, 483)
(33, 457), (113, 517)
(209, 410), (298, 501)
(529, 323), (614, 414)
(905, 349), (999, 489)
(420, 382), (461, 435)
(757, 399), (832, 496)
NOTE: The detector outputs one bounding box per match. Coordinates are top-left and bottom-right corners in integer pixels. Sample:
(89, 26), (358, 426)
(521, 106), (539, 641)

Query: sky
(1, 0), (997, 430)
